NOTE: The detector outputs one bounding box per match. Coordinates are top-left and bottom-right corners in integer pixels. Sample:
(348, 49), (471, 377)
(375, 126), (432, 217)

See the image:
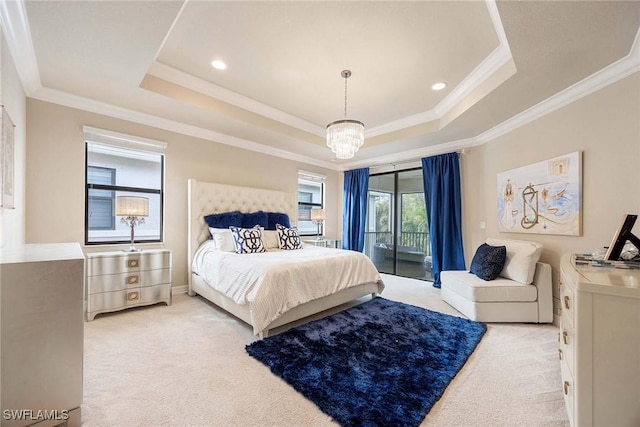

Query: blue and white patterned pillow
(229, 226), (266, 254)
(276, 224), (302, 250)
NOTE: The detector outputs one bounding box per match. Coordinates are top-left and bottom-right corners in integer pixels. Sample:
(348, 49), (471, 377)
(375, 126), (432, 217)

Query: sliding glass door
(364, 169), (432, 281)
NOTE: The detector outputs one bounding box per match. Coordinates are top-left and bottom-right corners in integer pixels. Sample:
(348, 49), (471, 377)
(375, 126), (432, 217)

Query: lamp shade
(310, 208), (326, 222)
(116, 196), (149, 217)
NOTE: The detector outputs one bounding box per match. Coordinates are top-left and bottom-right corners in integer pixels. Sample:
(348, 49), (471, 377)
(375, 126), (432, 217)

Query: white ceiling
(4, 0), (640, 170)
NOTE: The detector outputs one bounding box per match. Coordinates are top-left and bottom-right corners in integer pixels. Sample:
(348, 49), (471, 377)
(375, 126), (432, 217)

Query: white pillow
(208, 227), (236, 252)
(486, 238), (543, 284)
(261, 229), (280, 249)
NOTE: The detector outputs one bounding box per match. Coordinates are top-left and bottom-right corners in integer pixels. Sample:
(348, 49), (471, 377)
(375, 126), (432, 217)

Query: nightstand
(303, 238), (341, 248)
(86, 249), (172, 321)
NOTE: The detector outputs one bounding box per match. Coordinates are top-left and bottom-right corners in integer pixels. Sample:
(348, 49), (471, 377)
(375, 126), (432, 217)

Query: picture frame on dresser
(85, 249), (172, 321)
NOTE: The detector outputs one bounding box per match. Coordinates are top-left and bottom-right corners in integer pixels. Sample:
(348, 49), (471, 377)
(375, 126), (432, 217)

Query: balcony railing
(363, 231), (431, 256)
(364, 230), (432, 281)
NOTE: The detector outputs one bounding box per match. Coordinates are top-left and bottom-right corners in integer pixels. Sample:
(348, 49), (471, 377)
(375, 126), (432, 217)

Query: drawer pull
(126, 275), (139, 285)
(127, 259), (139, 268)
(558, 349), (563, 360)
(564, 296), (571, 310)
(563, 381), (570, 395)
(562, 331), (569, 345)
(127, 291), (140, 302)
(557, 332), (560, 342)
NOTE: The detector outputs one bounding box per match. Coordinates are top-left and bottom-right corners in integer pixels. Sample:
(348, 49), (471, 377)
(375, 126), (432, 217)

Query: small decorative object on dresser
(86, 249), (171, 321)
(559, 253), (640, 426)
(310, 208), (326, 240)
(116, 195), (149, 252)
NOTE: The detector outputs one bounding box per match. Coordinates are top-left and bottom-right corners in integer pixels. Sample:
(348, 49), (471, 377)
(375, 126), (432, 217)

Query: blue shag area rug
(245, 297), (487, 427)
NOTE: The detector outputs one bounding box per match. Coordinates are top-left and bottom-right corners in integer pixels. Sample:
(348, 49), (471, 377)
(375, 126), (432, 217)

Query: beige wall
(0, 32), (27, 248)
(461, 72), (640, 312)
(22, 70), (640, 302)
(25, 99), (340, 288)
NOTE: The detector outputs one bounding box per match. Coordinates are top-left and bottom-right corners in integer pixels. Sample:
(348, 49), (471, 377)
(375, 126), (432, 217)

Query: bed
(187, 179), (384, 338)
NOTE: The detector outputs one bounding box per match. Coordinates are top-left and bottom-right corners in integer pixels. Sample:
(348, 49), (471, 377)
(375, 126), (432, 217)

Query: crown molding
(147, 62), (325, 137)
(3, 0), (638, 174)
(149, 0), (512, 142)
(339, 137), (482, 171)
(0, 0), (40, 95)
(339, 0), (513, 139)
(477, 27), (640, 144)
(31, 86), (339, 170)
(349, 27), (640, 169)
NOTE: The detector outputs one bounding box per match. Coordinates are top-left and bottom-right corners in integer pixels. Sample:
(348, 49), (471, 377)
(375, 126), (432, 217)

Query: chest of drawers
(1, 243), (84, 426)
(559, 254), (640, 426)
(86, 249), (172, 320)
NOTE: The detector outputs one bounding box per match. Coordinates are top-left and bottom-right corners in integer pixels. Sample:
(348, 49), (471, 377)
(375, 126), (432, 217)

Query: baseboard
(172, 285), (188, 295)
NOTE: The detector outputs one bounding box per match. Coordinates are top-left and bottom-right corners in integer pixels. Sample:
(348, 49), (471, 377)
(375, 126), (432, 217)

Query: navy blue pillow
(266, 212), (291, 230)
(469, 243), (507, 281)
(204, 211), (243, 229)
(241, 211), (269, 229)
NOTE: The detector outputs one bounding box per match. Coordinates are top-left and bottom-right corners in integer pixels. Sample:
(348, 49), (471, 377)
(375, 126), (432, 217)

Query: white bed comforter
(192, 241), (384, 333)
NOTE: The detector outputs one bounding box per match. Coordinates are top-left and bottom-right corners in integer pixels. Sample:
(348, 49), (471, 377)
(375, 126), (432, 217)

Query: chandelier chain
(344, 76), (348, 118)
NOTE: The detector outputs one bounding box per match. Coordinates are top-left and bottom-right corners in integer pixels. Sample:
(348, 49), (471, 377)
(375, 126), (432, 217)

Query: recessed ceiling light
(211, 59), (227, 70)
(432, 82), (447, 91)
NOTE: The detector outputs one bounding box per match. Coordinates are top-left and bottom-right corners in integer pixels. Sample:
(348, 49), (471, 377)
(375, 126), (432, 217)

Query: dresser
(1, 243), (84, 427)
(559, 254), (640, 426)
(86, 249), (172, 321)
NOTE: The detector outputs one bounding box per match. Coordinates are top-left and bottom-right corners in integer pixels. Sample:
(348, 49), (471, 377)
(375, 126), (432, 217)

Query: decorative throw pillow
(266, 212), (291, 230)
(486, 238), (543, 284)
(276, 223), (303, 250)
(241, 211), (269, 229)
(229, 226), (266, 254)
(260, 228), (280, 249)
(469, 243), (507, 281)
(208, 228), (236, 252)
(204, 211), (243, 229)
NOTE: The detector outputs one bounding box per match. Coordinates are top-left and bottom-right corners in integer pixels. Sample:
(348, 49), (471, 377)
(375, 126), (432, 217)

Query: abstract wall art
(497, 151), (582, 235)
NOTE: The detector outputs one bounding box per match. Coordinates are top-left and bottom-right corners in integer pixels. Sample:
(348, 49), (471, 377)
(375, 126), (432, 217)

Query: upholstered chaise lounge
(440, 238), (553, 323)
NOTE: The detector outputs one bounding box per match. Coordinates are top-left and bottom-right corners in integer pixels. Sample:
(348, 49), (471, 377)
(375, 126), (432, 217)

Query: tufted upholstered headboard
(187, 179), (297, 279)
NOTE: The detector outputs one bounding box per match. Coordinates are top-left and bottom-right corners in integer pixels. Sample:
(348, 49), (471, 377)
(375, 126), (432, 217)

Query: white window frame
(84, 127), (166, 246)
(297, 170), (326, 236)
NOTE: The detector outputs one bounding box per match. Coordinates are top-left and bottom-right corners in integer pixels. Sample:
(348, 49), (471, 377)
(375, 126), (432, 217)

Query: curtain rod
(369, 149), (469, 173)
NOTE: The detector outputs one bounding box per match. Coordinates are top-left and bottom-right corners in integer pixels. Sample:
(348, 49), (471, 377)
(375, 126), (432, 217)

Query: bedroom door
(365, 169), (432, 281)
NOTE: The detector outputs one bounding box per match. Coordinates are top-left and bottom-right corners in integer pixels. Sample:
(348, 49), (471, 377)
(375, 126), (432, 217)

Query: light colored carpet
(83, 274), (570, 426)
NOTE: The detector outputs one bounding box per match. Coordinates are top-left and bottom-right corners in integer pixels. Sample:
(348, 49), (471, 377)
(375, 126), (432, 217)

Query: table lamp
(116, 196), (149, 252)
(310, 208), (326, 241)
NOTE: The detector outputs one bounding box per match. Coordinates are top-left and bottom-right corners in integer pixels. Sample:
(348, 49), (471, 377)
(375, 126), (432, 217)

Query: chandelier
(326, 70), (364, 159)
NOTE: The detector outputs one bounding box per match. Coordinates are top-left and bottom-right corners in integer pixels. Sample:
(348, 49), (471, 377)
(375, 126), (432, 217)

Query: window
(87, 166), (116, 230)
(297, 171), (325, 236)
(84, 127), (165, 245)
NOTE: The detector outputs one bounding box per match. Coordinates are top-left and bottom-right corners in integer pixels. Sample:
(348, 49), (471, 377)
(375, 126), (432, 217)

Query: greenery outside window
(84, 127), (165, 245)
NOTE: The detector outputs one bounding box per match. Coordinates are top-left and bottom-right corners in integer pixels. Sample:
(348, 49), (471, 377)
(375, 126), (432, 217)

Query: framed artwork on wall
(497, 151), (582, 236)
(1, 106), (16, 209)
